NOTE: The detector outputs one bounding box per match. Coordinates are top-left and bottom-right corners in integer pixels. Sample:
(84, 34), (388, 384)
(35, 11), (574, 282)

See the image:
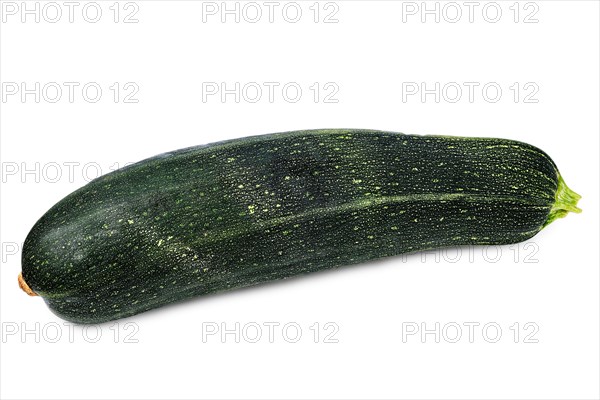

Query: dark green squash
(19, 129), (581, 323)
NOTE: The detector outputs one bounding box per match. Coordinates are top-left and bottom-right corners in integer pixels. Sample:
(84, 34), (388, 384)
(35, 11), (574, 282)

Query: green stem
(544, 174), (582, 228)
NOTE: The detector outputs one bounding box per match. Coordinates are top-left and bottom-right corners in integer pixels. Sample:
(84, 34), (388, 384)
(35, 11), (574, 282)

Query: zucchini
(19, 129), (581, 323)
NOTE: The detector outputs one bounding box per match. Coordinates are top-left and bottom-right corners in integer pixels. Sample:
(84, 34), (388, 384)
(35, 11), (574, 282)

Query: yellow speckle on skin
(157, 239), (163, 246)
(352, 179), (362, 184)
(248, 205), (256, 214)
(128, 219), (134, 224)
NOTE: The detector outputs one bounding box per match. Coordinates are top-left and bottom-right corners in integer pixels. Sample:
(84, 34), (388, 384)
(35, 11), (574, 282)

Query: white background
(1, 1), (599, 399)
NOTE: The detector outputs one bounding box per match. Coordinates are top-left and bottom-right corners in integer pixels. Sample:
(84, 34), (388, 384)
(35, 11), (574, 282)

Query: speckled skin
(22, 129), (562, 323)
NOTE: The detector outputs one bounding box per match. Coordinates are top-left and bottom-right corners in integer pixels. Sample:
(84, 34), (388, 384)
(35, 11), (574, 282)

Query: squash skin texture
(20, 129), (579, 323)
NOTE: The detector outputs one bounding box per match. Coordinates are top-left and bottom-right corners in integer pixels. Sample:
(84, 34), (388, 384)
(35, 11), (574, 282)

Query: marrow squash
(19, 129), (581, 323)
